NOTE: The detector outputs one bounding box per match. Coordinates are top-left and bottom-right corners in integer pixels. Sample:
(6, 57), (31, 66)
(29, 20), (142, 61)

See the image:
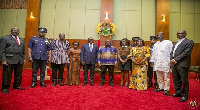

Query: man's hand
(81, 62), (85, 65)
(114, 61), (117, 66)
(150, 62), (154, 67)
(47, 58), (51, 63)
(2, 61), (8, 66)
(98, 61), (101, 66)
(170, 60), (177, 65)
(28, 57), (33, 63)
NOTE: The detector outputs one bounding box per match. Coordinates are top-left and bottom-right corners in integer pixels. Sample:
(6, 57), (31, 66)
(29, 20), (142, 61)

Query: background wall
(113, 0), (155, 41)
(40, 0), (101, 40)
(169, 0), (200, 43)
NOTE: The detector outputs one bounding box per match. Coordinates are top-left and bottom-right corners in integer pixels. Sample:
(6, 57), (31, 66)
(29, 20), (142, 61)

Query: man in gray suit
(0, 27), (26, 94)
(81, 37), (99, 86)
(170, 30), (194, 102)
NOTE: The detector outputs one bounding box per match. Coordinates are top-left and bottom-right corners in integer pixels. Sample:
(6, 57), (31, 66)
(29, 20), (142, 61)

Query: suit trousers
(83, 64), (95, 83)
(156, 71), (170, 91)
(32, 59), (47, 84)
(172, 65), (189, 95)
(100, 65), (114, 84)
(51, 63), (65, 82)
(1, 63), (23, 90)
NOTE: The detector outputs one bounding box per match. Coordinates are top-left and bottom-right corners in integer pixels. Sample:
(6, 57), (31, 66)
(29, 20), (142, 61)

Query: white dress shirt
(12, 35), (20, 45)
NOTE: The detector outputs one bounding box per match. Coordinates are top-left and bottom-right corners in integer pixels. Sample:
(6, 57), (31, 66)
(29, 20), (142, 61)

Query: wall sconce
(162, 15), (165, 21)
(105, 13), (108, 19)
(30, 12), (35, 18)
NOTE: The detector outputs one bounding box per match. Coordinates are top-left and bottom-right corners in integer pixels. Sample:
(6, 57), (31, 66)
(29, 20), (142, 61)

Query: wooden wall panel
(156, 0), (169, 40)
(24, 0), (41, 68)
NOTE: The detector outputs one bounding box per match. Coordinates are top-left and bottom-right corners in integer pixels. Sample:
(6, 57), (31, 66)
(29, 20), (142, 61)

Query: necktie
(15, 36), (19, 45)
(90, 45), (92, 52)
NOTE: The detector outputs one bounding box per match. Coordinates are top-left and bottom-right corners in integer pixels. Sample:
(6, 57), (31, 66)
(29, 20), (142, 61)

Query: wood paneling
(24, 0), (41, 68)
(100, 0), (113, 46)
(100, 0), (113, 23)
(191, 43), (200, 66)
(155, 0), (169, 40)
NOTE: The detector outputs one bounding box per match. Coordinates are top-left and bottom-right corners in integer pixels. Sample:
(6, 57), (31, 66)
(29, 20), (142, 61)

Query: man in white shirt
(150, 32), (173, 95)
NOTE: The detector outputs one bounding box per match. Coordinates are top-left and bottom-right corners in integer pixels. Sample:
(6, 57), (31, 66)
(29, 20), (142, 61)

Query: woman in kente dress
(128, 38), (150, 90)
(64, 41), (81, 86)
(118, 38), (132, 87)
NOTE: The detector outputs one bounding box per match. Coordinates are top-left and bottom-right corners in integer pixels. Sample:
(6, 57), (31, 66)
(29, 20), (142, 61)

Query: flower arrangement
(96, 22), (117, 37)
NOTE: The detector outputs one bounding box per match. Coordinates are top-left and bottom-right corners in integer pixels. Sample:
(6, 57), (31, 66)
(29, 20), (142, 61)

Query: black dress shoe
(58, 81), (64, 86)
(100, 82), (104, 86)
(90, 82), (94, 86)
(82, 82), (87, 86)
(40, 83), (47, 87)
(1, 89), (9, 94)
(153, 88), (164, 92)
(169, 93), (182, 97)
(154, 83), (159, 89)
(163, 90), (169, 95)
(180, 96), (188, 102)
(52, 82), (56, 86)
(30, 84), (37, 88)
(13, 87), (25, 90)
(110, 83), (114, 87)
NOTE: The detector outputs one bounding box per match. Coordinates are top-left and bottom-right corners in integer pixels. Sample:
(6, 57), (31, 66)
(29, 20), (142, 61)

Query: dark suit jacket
(170, 38), (194, 68)
(0, 35), (26, 64)
(80, 43), (99, 64)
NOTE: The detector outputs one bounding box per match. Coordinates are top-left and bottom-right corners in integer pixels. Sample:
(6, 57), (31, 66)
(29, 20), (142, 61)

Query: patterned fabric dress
(64, 48), (81, 86)
(128, 46), (150, 90)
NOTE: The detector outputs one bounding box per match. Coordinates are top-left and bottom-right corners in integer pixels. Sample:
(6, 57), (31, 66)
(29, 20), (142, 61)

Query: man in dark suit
(0, 27), (26, 94)
(170, 30), (194, 102)
(81, 37), (99, 86)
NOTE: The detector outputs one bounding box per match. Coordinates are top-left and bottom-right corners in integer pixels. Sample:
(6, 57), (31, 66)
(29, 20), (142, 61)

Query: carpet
(0, 68), (200, 110)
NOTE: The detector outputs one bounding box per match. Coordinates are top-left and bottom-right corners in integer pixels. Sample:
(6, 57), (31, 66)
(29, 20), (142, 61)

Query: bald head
(10, 27), (19, 37)
(88, 37), (94, 44)
(177, 30), (187, 39)
(157, 32), (164, 41)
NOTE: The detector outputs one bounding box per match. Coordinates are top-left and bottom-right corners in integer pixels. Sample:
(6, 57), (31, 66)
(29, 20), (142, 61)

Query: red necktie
(15, 37), (19, 45)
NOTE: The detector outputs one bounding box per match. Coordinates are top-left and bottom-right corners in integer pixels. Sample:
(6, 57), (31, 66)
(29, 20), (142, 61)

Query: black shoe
(90, 82), (94, 86)
(153, 88), (164, 92)
(1, 89), (9, 94)
(180, 96), (188, 102)
(82, 82), (87, 86)
(110, 83), (114, 87)
(154, 83), (159, 89)
(163, 90), (169, 95)
(52, 81), (57, 86)
(148, 84), (152, 88)
(40, 83), (47, 87)
(58, 81), (64, 86)
(169, 93), (182, 97)
(100, 82), (104, 86)
(13, 87), (25, 90)
(30, 84), (37, 88)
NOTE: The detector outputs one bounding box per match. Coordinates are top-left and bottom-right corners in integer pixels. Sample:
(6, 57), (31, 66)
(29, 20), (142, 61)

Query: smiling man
(169, 30), (194, 102)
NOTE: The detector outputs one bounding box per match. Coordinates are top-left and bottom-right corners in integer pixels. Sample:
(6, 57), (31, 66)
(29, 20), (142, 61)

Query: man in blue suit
(81, 37), (99, 86)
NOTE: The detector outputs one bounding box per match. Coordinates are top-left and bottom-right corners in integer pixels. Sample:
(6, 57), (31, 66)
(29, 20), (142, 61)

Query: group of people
(0, 27), (194, 102)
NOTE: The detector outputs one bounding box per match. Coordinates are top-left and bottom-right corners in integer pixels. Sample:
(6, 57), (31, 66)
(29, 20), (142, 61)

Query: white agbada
(150, 40), (173, 73)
